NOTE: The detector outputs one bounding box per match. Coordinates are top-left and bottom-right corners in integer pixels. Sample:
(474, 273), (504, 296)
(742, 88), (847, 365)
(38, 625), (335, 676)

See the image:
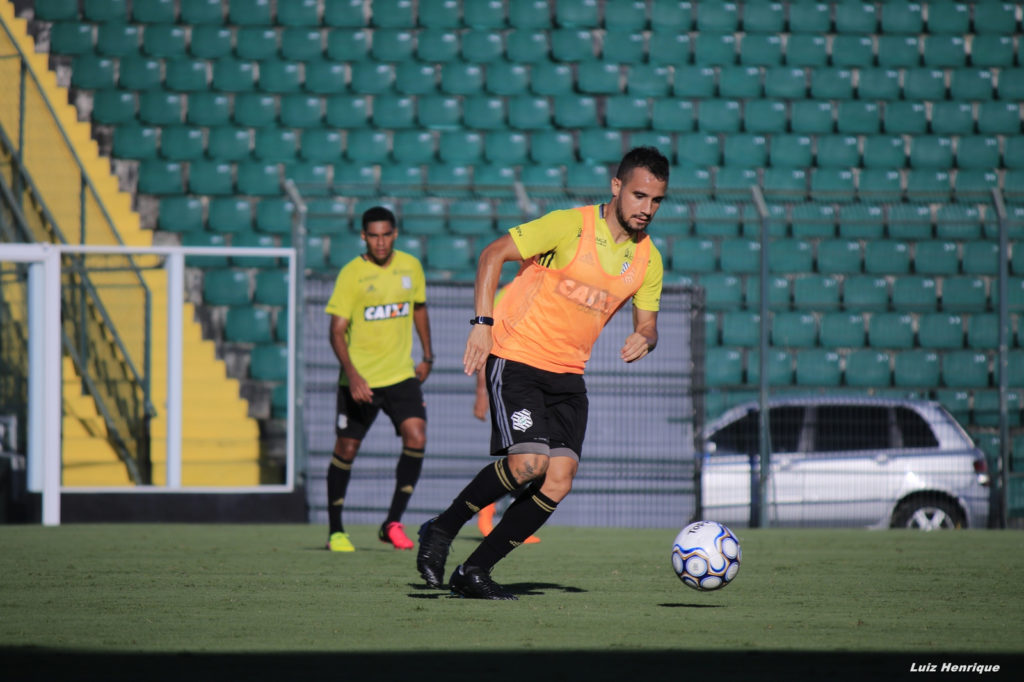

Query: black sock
(385, 446), (424, 524)
(327, 455), (353, 534)
(465, 484), (558, 573)
(434, 458), (518, 537)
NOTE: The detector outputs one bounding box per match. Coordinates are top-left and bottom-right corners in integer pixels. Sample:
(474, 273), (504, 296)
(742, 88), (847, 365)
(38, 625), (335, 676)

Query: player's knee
(540, 475), (573, 502)
(508, 452), (549, 484)
(334, 438), (359, 462)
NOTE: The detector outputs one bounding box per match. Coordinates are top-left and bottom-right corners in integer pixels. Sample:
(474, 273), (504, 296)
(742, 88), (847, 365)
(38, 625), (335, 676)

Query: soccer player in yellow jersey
(324, 206), (433, 552)
(418, 147), (668, 598)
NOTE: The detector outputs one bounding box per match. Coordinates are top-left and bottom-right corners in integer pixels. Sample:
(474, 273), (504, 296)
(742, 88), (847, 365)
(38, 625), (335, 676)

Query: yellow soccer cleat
(327, 531), (355, 552)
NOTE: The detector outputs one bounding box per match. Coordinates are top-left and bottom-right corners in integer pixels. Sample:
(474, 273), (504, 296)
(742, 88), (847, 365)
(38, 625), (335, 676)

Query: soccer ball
(671, 520), (741, 591)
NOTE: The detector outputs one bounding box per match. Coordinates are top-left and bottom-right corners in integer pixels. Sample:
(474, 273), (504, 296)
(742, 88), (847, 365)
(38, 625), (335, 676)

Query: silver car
(699, 396), (991, 530)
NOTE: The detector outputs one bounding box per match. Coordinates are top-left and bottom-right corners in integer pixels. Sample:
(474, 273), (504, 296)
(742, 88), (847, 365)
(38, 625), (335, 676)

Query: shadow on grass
(2, 648), (1018, 682)
(657, 602), (725, 608)
(407, 582), (586, 599)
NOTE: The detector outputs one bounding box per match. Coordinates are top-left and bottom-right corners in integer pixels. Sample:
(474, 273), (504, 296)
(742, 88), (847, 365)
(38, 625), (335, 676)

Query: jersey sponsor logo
(510, 409), (533, 432)
(401, 276), (412, 289)
(555, 277), (622, 316)
(363, 301), (410, 321)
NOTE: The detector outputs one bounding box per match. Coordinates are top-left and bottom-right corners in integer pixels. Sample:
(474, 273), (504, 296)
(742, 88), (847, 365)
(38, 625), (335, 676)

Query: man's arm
(463, 234), (522, 375)
(329, 314), (373, 402)
(620, 307), (658, 363)
(413, 302), (433, 382)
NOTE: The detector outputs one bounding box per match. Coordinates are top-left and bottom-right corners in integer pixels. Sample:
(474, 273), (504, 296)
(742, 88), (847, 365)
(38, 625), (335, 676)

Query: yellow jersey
(507, 205), (663, 312)
(324, 250), (426, 388)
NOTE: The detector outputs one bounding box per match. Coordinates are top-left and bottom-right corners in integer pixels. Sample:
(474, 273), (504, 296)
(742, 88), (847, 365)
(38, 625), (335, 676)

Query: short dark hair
(361, 206), (397, 231)
(615, 146), (670, 183)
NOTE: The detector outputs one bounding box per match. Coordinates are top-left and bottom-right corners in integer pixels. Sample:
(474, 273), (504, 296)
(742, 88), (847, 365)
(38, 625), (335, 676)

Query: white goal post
(0, 242), (298, 525)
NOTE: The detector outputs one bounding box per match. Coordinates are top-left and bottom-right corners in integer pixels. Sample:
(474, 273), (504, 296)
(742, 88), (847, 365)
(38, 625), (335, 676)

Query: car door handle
(874, 454), (890, 465)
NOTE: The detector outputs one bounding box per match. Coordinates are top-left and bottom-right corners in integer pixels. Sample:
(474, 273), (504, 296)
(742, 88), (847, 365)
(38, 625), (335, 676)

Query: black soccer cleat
(449, 564), (518, 601)
(416, 517), (452, 589)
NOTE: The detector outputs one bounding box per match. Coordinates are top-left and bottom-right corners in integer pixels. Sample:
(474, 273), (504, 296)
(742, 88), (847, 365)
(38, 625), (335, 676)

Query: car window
(894, 407), (939, 448)
(812, 406), (891, 452)
(709, 407), (803, 454)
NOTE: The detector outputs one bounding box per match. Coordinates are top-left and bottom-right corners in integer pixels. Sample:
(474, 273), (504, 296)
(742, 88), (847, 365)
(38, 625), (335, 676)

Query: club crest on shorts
(337, 414), (348, 430)
(510, 409), (533, 432)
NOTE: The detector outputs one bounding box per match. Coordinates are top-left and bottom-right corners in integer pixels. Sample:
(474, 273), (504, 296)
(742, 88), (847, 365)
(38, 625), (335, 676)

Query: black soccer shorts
(335, 377), (426, 440)
(485, 355), (588, 461)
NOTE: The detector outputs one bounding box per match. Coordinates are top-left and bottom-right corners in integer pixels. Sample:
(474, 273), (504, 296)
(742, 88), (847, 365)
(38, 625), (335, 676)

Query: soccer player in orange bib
(417, 147), (668, 599)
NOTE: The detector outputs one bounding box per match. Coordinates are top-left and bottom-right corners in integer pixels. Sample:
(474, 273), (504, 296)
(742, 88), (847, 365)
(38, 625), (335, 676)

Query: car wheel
(891, 497), (966, 530)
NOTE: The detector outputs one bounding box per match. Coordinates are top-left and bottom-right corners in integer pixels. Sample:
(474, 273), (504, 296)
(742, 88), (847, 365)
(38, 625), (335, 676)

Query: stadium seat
(740, 34), (783, 66)
(159, 126), (204, 161)
(838, 204), (884, 239)
(113, 125), (158, 160)
(700, 273), (743, 310)
(721, 311), (761, 347)
(785, 34), (828, 67)
(864, 240), (910, 274)
(885, 203), (931, 240)
(812, 68), (854, 100)
(231, 233), (277, 267)
(843, 276), (889, 312)
(348, 62), (393, 95)
(203, 268), (251, 306)
(605, 96), (650, 129)
(505, 29), (548, 63)
(652, 98), (695, 133)
(810, 169), (856, 203)
(744, 349), (794, 386)
(326, 29), (369, 61)
(425, 235), (473, 272)
(206, 197), (252, 233)
(415, 32), (459, 66)
(602, 32), (646, 65)
(465, 0), (507, 28)
(720, 66), (763, 98)
(845, 350), (893, 388)
(817, 239), (861, 274)
(648, 30), (691, 66)
(790, 100), (833, 134)
(893, 349), (941, 387)
(551, 28), (595, 62)
(876, 35), (921, 68)
(769, 134), (812, 169)
(951, 68), (995, 101)
(942, 351), (990, 388)
(795, 349), (841, 386)
(926, 1), (969, 34)
(461, 29), (504, 64)
(972, 36), (1015, 68)
(763, 67), (806, 99)
(918, 312), (964, 350)
(718, 238), (760, 274)
(236, 161), (280, 196)
(762, 167), (806, 201)
(922, 34), (967, 68)
(869, 312), (914, 349)
(697, 99), (741, 134)
(158, 195), (203, 233)
(486, 61), (529, 96)
(426, 163), (472, 196)
(962, 242), (998, 276)
(705, 348), (743, 387)
(815, 135), (859, 169)
(768, 238), (813, 273)
(671, 238), (716, 273)
(942, 277), (989, 312)
(722, 134), (767, 169)
(138, 159), (183, 194)
(892, 276), (938, 311)
(771, 312), (817, 348)
(693, 32), (737, 66)
(820, 312), (865, 348)
(857, 68), (901, 100)
(914, 241), (960, 276)
(693, 202), (741, 238)
(441, 62), (485, 96)
(884, 102), (928, 135)
(831, 35), (874, 67)
(978, 102), (1022, 135)
(509, 95), (553, 129)
(792, 275), (840, 309)
(745, 274), (791, 311)
(742, 99), (788, 134)
(250, 344), (288, 382)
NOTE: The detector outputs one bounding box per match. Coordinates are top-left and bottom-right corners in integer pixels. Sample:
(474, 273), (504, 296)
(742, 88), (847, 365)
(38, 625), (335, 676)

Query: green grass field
(1, 523), (1022, 681)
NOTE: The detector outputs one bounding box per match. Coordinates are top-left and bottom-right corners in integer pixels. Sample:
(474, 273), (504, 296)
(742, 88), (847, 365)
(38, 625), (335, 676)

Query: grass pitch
(1, 523), (1021, 681)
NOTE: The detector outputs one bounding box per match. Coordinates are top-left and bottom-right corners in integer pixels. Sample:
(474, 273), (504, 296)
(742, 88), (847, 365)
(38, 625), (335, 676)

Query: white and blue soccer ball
(671, 520), (741, 591)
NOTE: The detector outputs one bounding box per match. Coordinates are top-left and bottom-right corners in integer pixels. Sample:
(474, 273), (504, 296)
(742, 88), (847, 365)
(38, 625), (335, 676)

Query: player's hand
(348, 374), (374, 403)
(415, 361), (432, 383)
(472, 393), (488, 421)
(463, 324), (493, 376)
(620, 332), (652, 363)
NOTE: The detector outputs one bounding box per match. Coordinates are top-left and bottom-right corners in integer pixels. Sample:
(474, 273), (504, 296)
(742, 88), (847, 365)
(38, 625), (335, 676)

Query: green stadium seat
(903, 68), (946, 101)
(770, 134), (813, 168)
(942, 276), (988, 312)
(324, 95), (368, 130)
(253, 127), (298, 162)
(793, 275), (840, 309)
(811, 68), (853, 100)
(448, 198), (493, 235)
(974, 2), (1019, 33)
(344, 129), (388, 164)
(504, 29), (548, 63)
(96, 23), (140, 57)
(745, 274), (791, 310)
(864, 240), (910, 274)
(795, 349), (841, 386)
(820, 312), (865, 348)
(876, 35), (921, 68)
(719, 66), (762, 98)
(189, 89), (233, 124)
(604, 0), (649, 31)
(163, 58), (207, 92)
(951, 68), (995, 101)
(160, 126), (204, 161)
(507, 0), (550, 28)
(740, 34), (783, 67)
(49, 22), (94, 55)
(577, 61), (621, 95)
(972, 36), (1015, 68)
(260, 59), (302, 94)
(305, 198), (349, 234)
(578, 129), (622, 163)
(831, 36), (874, 67)
(486, 61), (529, 96)
(280, 94), (323, 128)
(298, 128), (342, 164)
(760, 67), (804, 100)
(141, 24), (185, 59)
(879, 1), (922, 33)
(760, 166), (805, 202)
(771, 312), (816, 348)
(930, 102), (974, 136)
(286, 162), (329, 195)
(858, 169), (903, 202)
(211, 58), (255, 92)
(277, 0), (318, 26)
(399, 198), (444, 235)
(770, 239), (813, 273)
(869, 312), (914, 349)
(962, 242), (998, 277)
(236, 161), (279, 196)
(327, 232), (364, 268)
(551, 28), (595, 62)
(919, 312), (965, 349)
(138, 90), (183, 126)
(996, 68), (1024, 101)
(814, 135), (858, 170)
(203, 268), (251, 306)
(697, 99), (741, 133)
(231, 233), (277, 267)
(205, 126), (251, 162)
(817, 239), (861, 275)
(927, 1), (969, 34)
(894, 349), (940, 387)
(418, 0), (460, 28)
(886, 203), (932, 240)
(325, 29), (368, 61)
(860, 135), (905, 171)
(299, 59), (345, 94)
(425, 235), (472, 272)
(978, 102), (1022, 135)
(281, 28), (323, 62)
(92, 89), (136, 125)
(207, 198), (252, 234)
(648, 98), (693, 133)
(747, 349), (796, 386)
(508, 95), (552, 129)
(942, 351), (990, 388)
(844, 350), (893, 387)
(158, 195), (203, 233)
(566, 162), (610, 196)
(553, 95), (597, 129)
(180, 0), (224, 24)
(117, 56), (163, 92)
(602, 32), (646, 65)
(694, 202), (741, 237)
(417, 29), (461, 63)
(671, 237), (716, 273)
(604, 96), (649, 129)
(973, 391), (1020, 428)
(810, 169), (855, 203)
(529, 62), (573, 97)
(252, 268), (288, 308)
(671, 66), (715, 98)
(1002, 351), (1024, 388)
(228, 0), (272, 26)
(371, 26), (415, 61)
(235, 27), (278, 60)
(884, 101), (928, 134)
(36, 0), (80, 21)
(915, 241), (960, 276)
(425, 162), (471, 196)
(694, 32), (737, 66)
(785, 35), (828, 67)
(696, 1), (737, 32)
(627, 64), (670, 97)
(722, 134), (766, 168)
(719, 238), (760, 274)
(790, 100), (833, 134)
(923, 34), (967, 68)
(701, 273), (744, 310)
(905, 170), (952, 201)
(650, 0), (693, 30)
(370, 0), (414, 28)
(250, 344), (288, 382)
(138, 159), (183, 194)
(934, 204), (981, 240)
(705, 348), (743, 387)
(113, 124), (158, 160)
(956, 135), (999, 171)
(526, 130), (572, 165)
(892, 276), (938, 311)
(838, 204), (884, 240)
(856, 68), (900, 100)
(186, 25), (230, 59)
(843, 276), (889, 312)
(440, 62), (484, 96)
(520, 165), (565, 196)
(674, 133), (717, 168)
(181, 231), (228, 267)
(473, 164), (516, 198)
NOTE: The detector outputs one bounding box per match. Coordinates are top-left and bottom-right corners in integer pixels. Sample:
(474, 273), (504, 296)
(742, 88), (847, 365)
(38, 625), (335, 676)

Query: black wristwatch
(469, 316), (494, 326)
